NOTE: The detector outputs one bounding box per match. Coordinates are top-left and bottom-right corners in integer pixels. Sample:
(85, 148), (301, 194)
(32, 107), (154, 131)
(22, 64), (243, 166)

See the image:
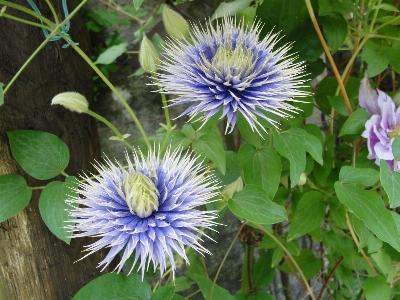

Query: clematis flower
(360, 80), (400, 170)
(66, 148), (219, 278)
(156, 17), (308, 135)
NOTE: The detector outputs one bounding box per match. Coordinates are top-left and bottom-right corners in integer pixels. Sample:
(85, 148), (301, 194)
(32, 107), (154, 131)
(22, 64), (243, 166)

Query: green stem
(240, 244), (252, 293)
(369, 0), (382, 32)
(0, 1), (54, 26)
(87, 110), (135, 152)
(185, 289), (201, 299)
(255, 224), (316, 300)
(44, 0), (59, 24)
(3, 0), (88, 95)
(31, 186), (46, 190)
(70, 44), (151, 149)
(1, 13), (52, 30)
(152, 74), (172, 154)
(210, 221), (247, 300)
(60, 170), (69, 177)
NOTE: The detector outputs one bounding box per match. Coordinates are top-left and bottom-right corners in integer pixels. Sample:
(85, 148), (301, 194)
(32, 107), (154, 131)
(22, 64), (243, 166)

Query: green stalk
(87, 110), (135, 152)
(70, 44), (151, 149)
(255, 224), (316, 300)
(44, 0), (59, 24)
(1, 13), (52, 30)
(152, 74), (172, 154)
(0, 1), (54, 26)
(3, 0), (88, 95)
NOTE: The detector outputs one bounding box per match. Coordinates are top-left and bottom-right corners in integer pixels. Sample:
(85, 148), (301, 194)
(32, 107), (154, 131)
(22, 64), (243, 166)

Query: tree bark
(0, 0), (118, 299)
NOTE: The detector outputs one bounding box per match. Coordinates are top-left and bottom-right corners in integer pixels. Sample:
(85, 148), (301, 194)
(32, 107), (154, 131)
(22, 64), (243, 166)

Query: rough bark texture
(0, 1), (117, 299)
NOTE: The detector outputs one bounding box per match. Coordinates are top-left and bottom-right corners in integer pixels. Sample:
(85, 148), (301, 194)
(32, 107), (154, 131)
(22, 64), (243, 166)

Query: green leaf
(279, 249), (321, 279)
(339, 166), (379, 187)
(334, 182), (400, 251)
(339, 108), (370, 137)
(186, 251), (207, 280)
(318, 12), (348, 53)
(361, 40), (389, 77)
(152, 286), (174, 300)
(94, 43), (127, 65)
(371, 250), (396, 282)
(0, 82), (4, 106)
(380, 160), (400, 208)
(169, 276), (192, 293)
(273, 130), (306, 187)
(287, 191), (326, 241)
(8, 130), (70, 180)
(257, 0), (323, 61)
(72, 273), (151, 300)
(392, 136), (400, 160)
(251, 250), (275, 288)
(318, 0), (334, 16)
(382, 47), (400, 74)
(193, 274), (235, 300)
(363, 276), (391, 300)
(289, 128), (323, 165)
(133, 0), (145, 9)
(328, 95), (352, 116)
(229, 185), (287, 224)
(238, 144), (281, 198)
(192, 130), (226, 175)
(39, 177), (78, 244)
(373, 3), (399, 12)
(211, 0), (252, 21)
(0, 174), (32, 223)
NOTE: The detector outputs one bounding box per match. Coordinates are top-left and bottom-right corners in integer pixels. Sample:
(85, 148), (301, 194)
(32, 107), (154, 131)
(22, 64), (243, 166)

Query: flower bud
(297, 173), (307, 186)
(51, 92), (88, 113)
(222, 177), (243, 200)
(139, 36), (160, 73)
(162, 6), (189, 39)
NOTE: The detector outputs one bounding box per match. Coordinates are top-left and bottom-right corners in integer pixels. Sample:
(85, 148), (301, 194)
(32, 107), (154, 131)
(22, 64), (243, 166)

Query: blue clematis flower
(157, 17), (308, 134)
(67, 148), (219, 278)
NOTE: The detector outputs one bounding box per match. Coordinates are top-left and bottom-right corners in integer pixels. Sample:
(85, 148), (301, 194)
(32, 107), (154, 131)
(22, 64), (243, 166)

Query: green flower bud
(51, 92), (88, 114)
(124, 172), (159, 218)
(297, 173), (307, 186)
(139, 36), (160, 73)
(222, 177), (243, 200)
(162, 6), (189, 39)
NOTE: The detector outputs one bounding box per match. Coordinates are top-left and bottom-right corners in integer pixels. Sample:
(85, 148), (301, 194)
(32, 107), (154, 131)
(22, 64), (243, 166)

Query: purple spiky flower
(67, 148), (219, 278)
(157, 17), (308, 134)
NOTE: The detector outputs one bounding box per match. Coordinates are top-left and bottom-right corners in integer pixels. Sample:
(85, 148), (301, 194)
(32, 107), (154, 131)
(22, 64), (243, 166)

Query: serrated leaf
(193, 274), (235, 300)
(152, 286), (174, 300)
(363, 276), (390, 300)
(318, 12), (348, 53)
(334, 182), (400, 251)
(39, 177), (78, 244)
(273, 130), (306, 187)
(192, 130), (226, 174)
(211, 0), (252, 21)
(72, 273), (151, 300)
(361, 40), (389, 77)
(8, 130), (70, 180)
(339, 166), (379, 186)
(287, 191), (326, 241)
(237, 144), (281, 198)
(94, 43), (127, 65)
(0, 174), (32, 222)
(380, 160), (400, 208)
(229, 185), (287, 224)
(339, 108), (370, 137)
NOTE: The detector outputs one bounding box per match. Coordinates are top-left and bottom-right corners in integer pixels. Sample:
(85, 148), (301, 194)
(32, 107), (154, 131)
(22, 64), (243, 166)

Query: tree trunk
(0, 0), (118, 299)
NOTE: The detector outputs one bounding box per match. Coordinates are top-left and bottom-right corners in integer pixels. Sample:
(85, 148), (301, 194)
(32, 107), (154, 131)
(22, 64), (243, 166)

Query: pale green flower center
(124, 172), (159, 218)
(211, 45), (253, 75)
(389, 124), (400, 139)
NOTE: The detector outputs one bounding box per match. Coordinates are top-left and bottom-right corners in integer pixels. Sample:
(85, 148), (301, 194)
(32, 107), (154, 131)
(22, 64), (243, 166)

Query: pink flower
(360, 78), (400, 170)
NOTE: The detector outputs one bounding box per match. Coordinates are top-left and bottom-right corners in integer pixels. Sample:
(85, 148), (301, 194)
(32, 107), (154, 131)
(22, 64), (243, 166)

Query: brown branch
(317, 256), (344, 300)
